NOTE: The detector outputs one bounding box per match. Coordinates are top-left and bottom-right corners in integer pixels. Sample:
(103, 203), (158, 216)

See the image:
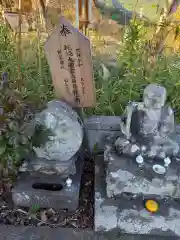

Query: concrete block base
(12, 156), (83, 211)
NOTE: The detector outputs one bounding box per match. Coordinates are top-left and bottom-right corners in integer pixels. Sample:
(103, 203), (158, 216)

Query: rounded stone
(136, 155), (144, 164)
(33, 100), (83, 162)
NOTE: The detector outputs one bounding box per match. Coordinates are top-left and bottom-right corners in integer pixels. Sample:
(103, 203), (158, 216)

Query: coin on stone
(145, 200), (159, 213)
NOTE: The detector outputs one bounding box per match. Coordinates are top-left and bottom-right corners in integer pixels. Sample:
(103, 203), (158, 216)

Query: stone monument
(11, 16), (95, 213)
(105, 84), (180, 198)
(12, 100), (84, 211)
(115, 83), (179, 161)
(86, 84), (180, 237)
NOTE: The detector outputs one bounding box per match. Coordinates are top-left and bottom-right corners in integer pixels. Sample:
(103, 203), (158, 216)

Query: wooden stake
(36, 0), (42, 80)
(76, 0), (79, 28)
(17, 0), (22, 85)
(78, 0), (83, 30)
(84, 0), (89, 34)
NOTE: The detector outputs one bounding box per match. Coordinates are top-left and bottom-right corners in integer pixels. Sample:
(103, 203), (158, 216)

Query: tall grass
(0, 24), (53, 108)
(89, 19), (180, 122)
(1, 20), (180, 122)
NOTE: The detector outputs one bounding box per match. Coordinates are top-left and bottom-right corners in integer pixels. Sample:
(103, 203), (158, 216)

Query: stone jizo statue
(115, 84), (179, 159)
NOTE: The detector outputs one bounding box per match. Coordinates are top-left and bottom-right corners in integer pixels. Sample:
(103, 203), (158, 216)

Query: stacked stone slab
(85, 116), (180, 238)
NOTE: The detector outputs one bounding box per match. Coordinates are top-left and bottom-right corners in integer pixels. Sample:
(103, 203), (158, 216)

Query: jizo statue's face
(143, 84), (166, 109)
(143, 93), (164, 109)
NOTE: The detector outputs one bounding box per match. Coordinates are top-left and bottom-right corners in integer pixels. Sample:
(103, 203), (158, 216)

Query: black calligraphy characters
(60, 24), (71, 37)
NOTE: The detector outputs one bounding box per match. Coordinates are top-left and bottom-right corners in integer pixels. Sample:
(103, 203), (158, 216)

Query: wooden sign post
(44, 16), (96, 108)
(4, 12), (29, 33)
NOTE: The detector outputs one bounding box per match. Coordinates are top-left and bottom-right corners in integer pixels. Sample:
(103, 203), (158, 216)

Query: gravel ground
(0, 154), (94, 229)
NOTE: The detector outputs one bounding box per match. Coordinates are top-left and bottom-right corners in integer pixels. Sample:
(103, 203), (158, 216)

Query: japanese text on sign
(57, 49), (64, 68)
(44, 16), (95, 107)
(67, 56), (80, 104)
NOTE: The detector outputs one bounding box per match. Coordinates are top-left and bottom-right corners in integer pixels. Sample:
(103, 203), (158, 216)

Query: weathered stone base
(19, 153), (78, 177)
(105, 148), (180, 198)
(95, 155), (180, 237)
(12, 156), (83, 211)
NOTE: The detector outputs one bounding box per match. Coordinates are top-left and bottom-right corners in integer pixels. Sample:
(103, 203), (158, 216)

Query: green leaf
(29, 204), (40, 214)
(0, 144), (6, 155)
(175, 26), (180, 40)
(111, 14), (118, 21)
(8, 121), (18, 131)
(152, 4), (157, 8)
(8, 135), (18, 146)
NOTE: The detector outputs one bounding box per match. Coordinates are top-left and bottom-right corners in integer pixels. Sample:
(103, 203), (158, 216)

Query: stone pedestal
(95, 155), (180, 236)
(19, 151), (80, 178)
(12, 152), (84, 211)
(105, 148), (180, 199)
(87, 116), (180, 238)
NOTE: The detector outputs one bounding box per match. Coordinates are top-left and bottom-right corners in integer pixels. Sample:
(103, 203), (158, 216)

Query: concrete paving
(0, 226), (178, 240)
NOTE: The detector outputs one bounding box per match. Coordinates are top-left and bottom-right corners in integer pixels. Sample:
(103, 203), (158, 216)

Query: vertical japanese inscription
(64, 78), (69, 94)
(76, 48), (85, 95)
(64, 45), (73, 56)
(45, 17), (95, 107)
(81, 77), (85, 95)
(57, 49), (64, 68)
(64, 44), (81, 104)
(76, 48), (83, 67)
(57, 48), (69, 93)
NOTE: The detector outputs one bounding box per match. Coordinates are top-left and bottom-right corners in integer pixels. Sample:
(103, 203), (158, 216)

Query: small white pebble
(164, 157), (171, 167)
(136, 155), (144, 164)
(66, 178), (72, 187)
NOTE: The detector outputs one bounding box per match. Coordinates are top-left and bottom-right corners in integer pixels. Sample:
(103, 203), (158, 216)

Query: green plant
(0, 24), (18, 77)
(19, 40), (54, 107)
(29, 204), (41, 214)
(88, 19), (180, 122)
(0, 73), (34, 169)
(0, 23), (54, 110)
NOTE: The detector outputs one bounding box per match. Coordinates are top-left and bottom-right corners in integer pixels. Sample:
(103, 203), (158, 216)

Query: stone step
(0, 226), (178, 240)
(0, 226), (93, 240)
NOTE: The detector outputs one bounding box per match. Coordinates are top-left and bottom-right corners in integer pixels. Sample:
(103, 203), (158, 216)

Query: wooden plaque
(44, 16), (96, 107)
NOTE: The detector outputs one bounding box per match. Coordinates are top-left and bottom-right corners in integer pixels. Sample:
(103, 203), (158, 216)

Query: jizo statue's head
(143, 84), (167, 109)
